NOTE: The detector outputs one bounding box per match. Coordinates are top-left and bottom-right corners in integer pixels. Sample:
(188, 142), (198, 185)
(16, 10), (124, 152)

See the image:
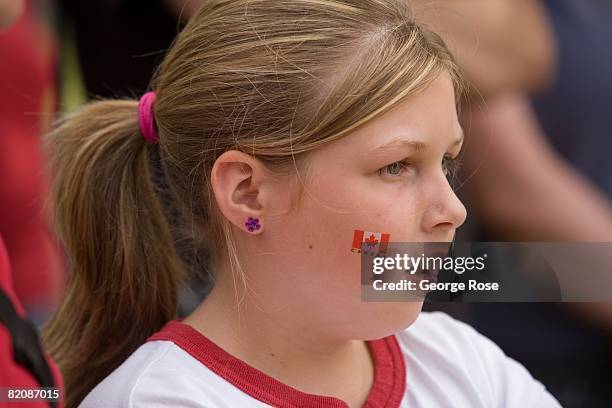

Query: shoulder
(79, 341), (174, 408)
(394, 311), (561, 408)
(79, 341), (265, 408)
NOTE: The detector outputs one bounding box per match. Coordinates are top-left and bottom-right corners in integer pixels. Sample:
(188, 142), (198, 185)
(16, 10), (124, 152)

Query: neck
(182, 271), (374, 406)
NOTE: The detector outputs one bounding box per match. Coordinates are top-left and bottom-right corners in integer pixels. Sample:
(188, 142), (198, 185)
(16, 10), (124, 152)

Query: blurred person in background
(0, 0), (64, 325)
(1, 1), (64, 405)
(410, 0), (612, 406)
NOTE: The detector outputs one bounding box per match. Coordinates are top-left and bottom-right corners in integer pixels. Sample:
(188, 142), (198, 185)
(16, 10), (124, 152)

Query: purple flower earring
(245, 217), (261, 232)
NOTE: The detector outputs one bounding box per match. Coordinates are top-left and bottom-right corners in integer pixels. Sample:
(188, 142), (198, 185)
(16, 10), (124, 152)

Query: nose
(421, 177), (467, 238)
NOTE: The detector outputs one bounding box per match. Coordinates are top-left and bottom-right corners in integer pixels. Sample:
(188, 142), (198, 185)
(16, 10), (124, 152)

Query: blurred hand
(408, 0), (557, 97)
(0, 0), (23, 29)
(461, 92), (612, 241)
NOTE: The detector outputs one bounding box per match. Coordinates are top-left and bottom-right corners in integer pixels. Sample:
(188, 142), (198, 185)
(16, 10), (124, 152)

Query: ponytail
(42, 100), (184, 408)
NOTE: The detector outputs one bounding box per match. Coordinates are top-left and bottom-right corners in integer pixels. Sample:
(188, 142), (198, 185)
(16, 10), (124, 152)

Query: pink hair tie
(138, 91), (159, 144)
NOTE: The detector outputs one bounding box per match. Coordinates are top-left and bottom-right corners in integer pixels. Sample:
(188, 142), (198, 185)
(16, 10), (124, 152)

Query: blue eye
(379, 160), (410, 176)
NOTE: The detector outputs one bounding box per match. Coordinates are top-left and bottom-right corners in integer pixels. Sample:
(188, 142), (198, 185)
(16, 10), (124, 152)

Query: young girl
(43, 0), (561, 407)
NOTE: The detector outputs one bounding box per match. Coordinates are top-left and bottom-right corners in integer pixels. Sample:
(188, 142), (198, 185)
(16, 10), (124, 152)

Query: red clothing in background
(0, 0), (64, 317)
(0, 235), (64, 408)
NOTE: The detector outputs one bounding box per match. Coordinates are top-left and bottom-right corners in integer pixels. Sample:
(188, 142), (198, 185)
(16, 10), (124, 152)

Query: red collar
(147, 320), (406, 407)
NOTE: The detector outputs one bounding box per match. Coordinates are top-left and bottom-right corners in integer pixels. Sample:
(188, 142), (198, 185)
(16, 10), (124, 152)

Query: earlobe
(211, 150), (266, 234)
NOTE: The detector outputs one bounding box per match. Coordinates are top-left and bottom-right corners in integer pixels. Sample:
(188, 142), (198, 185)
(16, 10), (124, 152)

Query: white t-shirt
(79, 311), (561, 407)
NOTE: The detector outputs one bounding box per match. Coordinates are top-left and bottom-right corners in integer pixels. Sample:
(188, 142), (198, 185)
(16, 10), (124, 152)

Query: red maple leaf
(365, 234), (379, 246)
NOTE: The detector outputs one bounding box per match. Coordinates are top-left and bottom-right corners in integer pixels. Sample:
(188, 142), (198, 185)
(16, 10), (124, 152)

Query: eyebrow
(370, 131), (464, 156)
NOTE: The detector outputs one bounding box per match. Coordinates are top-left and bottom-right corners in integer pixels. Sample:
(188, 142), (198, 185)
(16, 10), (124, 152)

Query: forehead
(318, 73), (462, 158)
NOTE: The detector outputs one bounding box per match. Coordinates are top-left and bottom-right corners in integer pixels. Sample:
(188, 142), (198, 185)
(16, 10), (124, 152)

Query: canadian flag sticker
(351, 230), (390, 256)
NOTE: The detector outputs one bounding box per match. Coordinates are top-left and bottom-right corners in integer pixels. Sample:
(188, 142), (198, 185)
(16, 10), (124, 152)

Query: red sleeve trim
(147, 321), (406, 407)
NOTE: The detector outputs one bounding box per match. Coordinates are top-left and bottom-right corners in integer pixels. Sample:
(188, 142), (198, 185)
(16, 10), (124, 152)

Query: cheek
(270, 175), (425, 337)
(341, 179), (425, 243)
(286, 194), (425, 338)
(294, 175), (424, 278)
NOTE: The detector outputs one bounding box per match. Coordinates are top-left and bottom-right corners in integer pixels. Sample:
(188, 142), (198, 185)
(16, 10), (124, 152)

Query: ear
(211, 150), (268, 235)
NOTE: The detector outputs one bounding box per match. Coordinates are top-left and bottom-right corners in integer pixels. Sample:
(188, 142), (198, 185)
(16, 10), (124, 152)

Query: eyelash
(379, 156), (463, 179)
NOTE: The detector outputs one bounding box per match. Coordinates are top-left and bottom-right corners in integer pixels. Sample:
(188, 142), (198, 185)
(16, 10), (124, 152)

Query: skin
(183, 73), (466, 406)
(408, 0), (556, 96)
(0, 0), (23, 29)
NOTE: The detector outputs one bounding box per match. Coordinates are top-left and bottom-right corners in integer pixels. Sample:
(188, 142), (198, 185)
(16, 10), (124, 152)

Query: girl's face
(231, 73), (466, 340)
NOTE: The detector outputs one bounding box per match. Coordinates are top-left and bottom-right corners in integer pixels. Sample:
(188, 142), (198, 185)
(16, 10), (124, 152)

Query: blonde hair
(43, 0), (463, 406)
